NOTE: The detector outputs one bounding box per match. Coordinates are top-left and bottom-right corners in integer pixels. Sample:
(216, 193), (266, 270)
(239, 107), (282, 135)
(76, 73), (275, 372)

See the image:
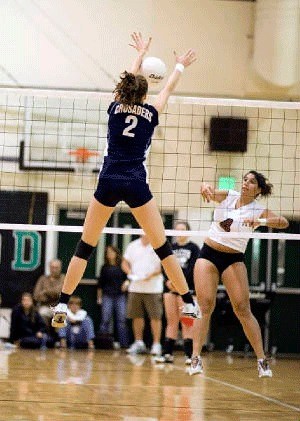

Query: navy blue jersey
(97, 264), (127, 295)
(99, 101), (159, 181)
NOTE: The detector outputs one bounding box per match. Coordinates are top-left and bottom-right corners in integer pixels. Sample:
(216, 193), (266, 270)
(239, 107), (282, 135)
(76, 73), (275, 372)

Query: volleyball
(141, 57), (167, 83)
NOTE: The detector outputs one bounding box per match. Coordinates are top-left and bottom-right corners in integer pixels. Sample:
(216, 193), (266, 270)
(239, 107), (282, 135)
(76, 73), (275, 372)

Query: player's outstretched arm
(129, 31), (152, 75)
(153, 49), (196, 114)
(251, 209), (289, 229)
(201, 182), (228, 203)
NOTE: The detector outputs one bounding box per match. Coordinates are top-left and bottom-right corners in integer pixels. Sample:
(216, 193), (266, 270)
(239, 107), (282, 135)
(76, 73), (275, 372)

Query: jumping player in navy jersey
(52, 32), (200, 328)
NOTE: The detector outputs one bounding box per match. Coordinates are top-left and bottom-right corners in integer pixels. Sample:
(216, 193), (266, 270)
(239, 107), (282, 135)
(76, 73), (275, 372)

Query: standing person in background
(189, 171), (289, 377)
(52, 32), (200, 328)
(155, 221), (200, 364)
(97, 245), (129, 349)
(122, 235), (163, 355)
(34, 259), (65, 326)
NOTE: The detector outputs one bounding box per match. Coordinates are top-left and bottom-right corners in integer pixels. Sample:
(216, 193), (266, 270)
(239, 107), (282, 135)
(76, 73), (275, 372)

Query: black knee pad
(154, 240), (173, 261)
(74, 239), (95, 261)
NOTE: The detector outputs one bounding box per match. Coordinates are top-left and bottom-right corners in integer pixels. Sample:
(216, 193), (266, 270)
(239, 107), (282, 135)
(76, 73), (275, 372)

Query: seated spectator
(10, 292), (53, 349)
(33, 259), (65, 327)
(97, 245), (129, 349)
(58, 296), (95, 350)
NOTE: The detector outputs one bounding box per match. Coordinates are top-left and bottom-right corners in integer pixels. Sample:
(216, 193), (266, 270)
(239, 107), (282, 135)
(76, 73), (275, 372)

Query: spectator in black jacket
(10, 292), (53, 349)
(97, 245), (129, 348)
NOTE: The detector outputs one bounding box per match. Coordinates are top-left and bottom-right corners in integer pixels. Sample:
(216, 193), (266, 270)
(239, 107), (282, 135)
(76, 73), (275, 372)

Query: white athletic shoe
(126, 341), (147, 354)
(182, 301), (202, 319)
(150, 343), (162, 356)
(51, 303), (68, 328)
(154, 354), (174, 364)
(258, 359), (273, 378)
(189, 355), (204, 376)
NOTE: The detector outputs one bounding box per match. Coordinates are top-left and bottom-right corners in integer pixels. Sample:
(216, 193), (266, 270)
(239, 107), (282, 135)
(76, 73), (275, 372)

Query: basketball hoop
(68, 148), (99, 164)
(68, 148), (100, 174)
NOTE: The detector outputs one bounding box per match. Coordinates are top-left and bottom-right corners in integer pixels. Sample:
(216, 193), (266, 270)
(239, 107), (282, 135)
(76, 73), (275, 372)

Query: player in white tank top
(207, 189), (265, 253)
(189, 171), (289, 378)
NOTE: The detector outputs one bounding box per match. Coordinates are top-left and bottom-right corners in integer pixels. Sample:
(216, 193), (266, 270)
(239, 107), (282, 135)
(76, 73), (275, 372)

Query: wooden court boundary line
(174, 364), (300, 413)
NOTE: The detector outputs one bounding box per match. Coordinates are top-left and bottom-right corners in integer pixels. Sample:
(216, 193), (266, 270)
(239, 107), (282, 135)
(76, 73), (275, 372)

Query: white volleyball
(141, 57), (167, 83)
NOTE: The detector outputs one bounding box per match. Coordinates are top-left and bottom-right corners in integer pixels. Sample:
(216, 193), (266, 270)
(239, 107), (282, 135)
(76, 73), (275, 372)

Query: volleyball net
(0, 88), (299, 354)
(0, 88), (299, 237)
(0, 87), (299, 297)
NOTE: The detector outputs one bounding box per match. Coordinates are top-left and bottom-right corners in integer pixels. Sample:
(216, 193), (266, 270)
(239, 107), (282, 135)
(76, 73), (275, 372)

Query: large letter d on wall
(12, 231), (41, 271)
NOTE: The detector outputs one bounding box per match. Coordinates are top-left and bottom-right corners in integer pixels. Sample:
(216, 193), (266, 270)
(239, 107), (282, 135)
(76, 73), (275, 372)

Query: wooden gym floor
(0, 348), (299, 421)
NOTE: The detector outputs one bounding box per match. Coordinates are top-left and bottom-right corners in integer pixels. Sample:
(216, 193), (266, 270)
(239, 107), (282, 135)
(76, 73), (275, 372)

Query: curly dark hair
(113, 71), (148, 105)
(245, 170), (273, 197)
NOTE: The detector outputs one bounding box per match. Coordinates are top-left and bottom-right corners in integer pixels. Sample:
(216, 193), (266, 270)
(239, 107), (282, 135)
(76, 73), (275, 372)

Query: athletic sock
(181, 292), (194, 304)
(183, 338), (193, 358)
(59, 292), (71, 304)
(163, 338), (175, 355)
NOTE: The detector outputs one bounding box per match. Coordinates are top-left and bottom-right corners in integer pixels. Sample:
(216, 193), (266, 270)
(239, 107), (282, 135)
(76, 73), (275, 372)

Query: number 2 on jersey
(122, 115), (138, 138)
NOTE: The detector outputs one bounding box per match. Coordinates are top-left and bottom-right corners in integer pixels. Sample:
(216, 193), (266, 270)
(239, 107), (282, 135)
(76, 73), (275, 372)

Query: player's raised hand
(129, 32), (152, 74)
(201, 183), (214, 203)
(129, 32), (152, 55)
(174, 49), (197, 68)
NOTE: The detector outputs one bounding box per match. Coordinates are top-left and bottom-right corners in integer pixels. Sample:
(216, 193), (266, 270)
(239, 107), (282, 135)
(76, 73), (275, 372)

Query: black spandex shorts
(198, 243), (245, 276)
(94, 177), (153, 208)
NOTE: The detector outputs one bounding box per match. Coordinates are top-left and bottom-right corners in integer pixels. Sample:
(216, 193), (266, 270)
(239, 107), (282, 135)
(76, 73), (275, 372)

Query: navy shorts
(94, 177), (153, 208)
(198, 243), (245, 276)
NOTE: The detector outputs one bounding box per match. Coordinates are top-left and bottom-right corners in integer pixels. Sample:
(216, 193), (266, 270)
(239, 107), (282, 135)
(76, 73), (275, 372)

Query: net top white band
(0, 224), (299, 241)
(0, 87), (299, 109)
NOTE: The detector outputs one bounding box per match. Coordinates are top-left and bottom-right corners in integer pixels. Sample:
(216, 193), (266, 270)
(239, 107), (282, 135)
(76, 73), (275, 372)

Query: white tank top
(208, 190), (265, 253)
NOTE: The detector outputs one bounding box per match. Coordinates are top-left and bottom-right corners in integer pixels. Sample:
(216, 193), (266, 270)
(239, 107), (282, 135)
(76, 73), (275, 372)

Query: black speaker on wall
(209, 117), (248, 152)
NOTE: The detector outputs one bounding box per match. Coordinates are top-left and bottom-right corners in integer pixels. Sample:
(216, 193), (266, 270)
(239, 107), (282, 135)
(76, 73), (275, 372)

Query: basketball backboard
(0, 91), (111, 172)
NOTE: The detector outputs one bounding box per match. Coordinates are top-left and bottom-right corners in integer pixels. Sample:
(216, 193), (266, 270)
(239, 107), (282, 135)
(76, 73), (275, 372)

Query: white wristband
(175, 63), (184, 73)
(257, 218), (267, 226)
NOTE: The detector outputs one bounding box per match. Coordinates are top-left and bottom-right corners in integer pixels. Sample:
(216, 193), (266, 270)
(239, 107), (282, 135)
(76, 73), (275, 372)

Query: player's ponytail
(114, 71), (148, 105)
